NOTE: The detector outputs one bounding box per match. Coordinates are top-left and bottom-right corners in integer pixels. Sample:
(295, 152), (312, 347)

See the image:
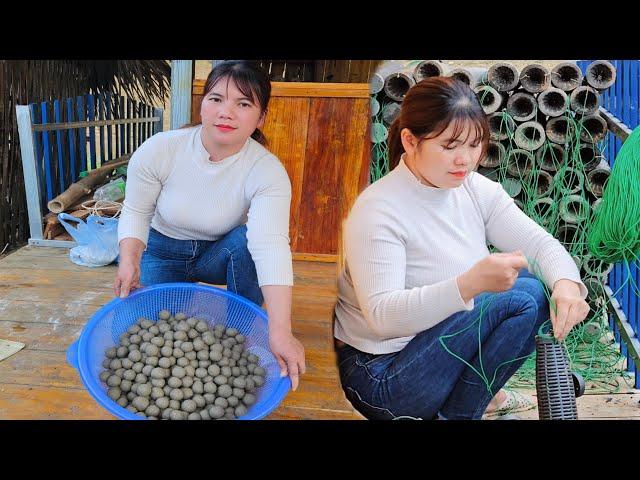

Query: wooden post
(171, 60), (193, 130)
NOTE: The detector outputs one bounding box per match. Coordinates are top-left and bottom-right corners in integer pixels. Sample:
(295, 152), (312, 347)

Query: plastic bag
(93, 177), (126, 202)
(58, 213), (119, 267)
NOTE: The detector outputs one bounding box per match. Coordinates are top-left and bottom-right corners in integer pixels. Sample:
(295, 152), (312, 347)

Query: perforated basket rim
(71, 282), (291, 420)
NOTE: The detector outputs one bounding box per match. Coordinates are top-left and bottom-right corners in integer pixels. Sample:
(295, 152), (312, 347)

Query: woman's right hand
(115, 238), (146, 298)
(457, 251), (529, 302)
(114, 260), (141, 298)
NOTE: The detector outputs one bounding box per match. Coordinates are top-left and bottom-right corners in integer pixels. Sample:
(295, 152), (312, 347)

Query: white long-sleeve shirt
(335, 157), (587, 354)
(118, 125), (293, 287)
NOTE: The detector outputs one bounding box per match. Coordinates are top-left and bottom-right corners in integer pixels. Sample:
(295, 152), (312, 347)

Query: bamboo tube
(578, 113), (607, 143)
(570, 86), (600, 115)
(538, 87), (569, 117)
(47, 154), (131, 214)
(383, 69), (416, 102)
(546, 116), (572, 144)
(480, 141), (506, 168)
(507, 92), (537, 122)
(559, 194), (591, 224)
(586, 161), (611, 198)
(520, 63), (551, 93)
(506, 149), (535, 177)
(488, 112), (516, 141)
(536, 142), (565, 171)
(585, 60), (617, 91)
(474, 85), (504, 115)
(514, 121), (546, 151)
(551, 62), (583, 92)
(413, 60), (447, 83)
(487, 63), (519, 92)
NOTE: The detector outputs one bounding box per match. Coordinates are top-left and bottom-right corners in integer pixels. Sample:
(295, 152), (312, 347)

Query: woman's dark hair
(387, 76), (490, 170)
(191, 60), (271, 145)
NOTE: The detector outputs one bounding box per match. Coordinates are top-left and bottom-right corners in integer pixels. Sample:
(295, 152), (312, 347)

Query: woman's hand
(550, 279), (590, 341)
(457, 251), (529, 302)
(269, 328), (306, 391)
(114, 237), (145, 298)
(114, 260), (141, 298)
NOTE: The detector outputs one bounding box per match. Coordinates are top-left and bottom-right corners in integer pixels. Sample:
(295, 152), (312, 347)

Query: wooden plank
(32, 116), (162, 132)
(0, 317), (331, 353)
(261, 97), (309, 252)
(2, 244), (639, 420)
(0, 268), (116, 289)
(292, 302), (336, 325)
(606, 286), (640, 373)
(133, 99), (139, 150)
(105, 92), (113, 161)
(0, 253), (117, 271)
(0, 349), (350, 409)
(296, 97), (370, 254)
(192, 80), (370, 98)
(280, 374), (353, 411)
(53, 100), (66, 194)
(4, 245), (74, 257)
(66, 98), (78, 182)
(267, 405), (364, 420)
(87, 94), (97, 169)
(0, 383), (116, 420)
(0, 349), (85, 389)
(119, 95), (126, 159)
(140, 102), (146, 147)
(0, 382), (361, 420)
(0, 320), (82, 351)
(292, 253), (338, 263)
(126, 98), (132, 154)
(97, 94), (105, 167)
(0, 299), (104, 325)
(598, 111), (629, 156)
(28, 104), (45, 205)
(40, 101), (54, 201)
(76, 96), (87, 172)
(0, 348), (339, 391)
(191, 94), (203, 124)
(0, 285), (113, 306)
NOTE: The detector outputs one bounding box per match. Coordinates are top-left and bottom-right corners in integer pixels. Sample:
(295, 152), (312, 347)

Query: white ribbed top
(118, 125), (293, 287)
(335, 158), (587, 354)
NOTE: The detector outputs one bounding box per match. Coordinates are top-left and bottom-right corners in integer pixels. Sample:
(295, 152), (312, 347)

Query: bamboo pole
(46, 154), (131, 213)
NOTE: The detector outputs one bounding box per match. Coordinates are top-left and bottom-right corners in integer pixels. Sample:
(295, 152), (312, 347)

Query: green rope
(588, 125), (640, 265)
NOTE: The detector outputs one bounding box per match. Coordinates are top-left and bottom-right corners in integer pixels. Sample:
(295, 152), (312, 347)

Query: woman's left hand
(550, 279), (590, 341)
(269, 329), (306, 391)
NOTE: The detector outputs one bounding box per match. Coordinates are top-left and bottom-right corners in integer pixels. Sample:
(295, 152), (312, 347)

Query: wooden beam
(32, 117), (161, 132)
(192, 80), (370, 98)
(600, 107), (632, 142)
(605, 286), (640, 373)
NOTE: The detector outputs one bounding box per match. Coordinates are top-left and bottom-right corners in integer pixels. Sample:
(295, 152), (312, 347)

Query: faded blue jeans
(336, 271), (548, 420)
(140, 224), (263, 306)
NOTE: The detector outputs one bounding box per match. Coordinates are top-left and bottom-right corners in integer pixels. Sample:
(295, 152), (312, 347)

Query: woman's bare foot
(484, 389), (507, 414)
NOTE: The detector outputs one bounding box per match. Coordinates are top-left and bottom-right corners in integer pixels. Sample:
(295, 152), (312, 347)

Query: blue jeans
(140, 224), (264, 306)
(336, 271), (549, 420)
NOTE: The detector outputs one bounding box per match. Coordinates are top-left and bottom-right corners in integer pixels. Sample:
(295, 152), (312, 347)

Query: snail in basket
(99, 311), (266, 420)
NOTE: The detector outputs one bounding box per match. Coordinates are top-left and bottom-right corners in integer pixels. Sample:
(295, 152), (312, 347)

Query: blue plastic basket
(66, 283), (291, 420)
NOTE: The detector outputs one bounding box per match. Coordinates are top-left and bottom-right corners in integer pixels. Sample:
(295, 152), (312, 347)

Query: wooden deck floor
(0, 246), (638, 420)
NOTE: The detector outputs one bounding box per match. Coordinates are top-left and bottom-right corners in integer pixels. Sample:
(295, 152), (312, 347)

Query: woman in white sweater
(114, 61), (305, 390)
(334, 77), (590, 419)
